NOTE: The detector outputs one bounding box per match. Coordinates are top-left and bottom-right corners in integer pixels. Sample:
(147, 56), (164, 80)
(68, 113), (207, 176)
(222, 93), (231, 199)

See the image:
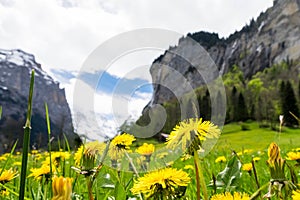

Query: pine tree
(200, 90), (211, 120)
(231, 86), (238, 121)
(236, 92), (248, 121)
(279, 81), (285, 102)
(280, 80), (299, 126)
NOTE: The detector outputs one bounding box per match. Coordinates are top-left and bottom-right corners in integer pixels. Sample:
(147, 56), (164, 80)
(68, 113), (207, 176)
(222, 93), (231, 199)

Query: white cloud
(0, 0), (130, 73)
(106, 49), (161, 80)
(0, 0), (273, 74)
(0, 0), (274, 138)
(62, 76), (152, 139)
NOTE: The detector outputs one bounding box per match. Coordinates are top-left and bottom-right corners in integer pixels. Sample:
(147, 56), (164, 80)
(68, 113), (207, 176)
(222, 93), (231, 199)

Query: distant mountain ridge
(147, 0), (300, 106)
(0, 49), (80, 153)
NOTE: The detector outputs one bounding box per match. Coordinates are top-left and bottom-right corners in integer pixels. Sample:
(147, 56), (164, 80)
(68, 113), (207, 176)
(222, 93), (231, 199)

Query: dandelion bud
(52, 176), (72, 200)
(268, 142), (281, 166)
(267, 142), (285, 181)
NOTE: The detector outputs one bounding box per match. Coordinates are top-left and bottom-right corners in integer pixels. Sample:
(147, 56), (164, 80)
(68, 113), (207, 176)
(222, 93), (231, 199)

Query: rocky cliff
(148, 0), (300, 106)
(0, 49), (80, 153)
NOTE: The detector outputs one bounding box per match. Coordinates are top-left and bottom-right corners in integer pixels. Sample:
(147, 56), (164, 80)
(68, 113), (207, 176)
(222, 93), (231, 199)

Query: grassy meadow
(1, 71), (300, 200)
(0, 120), (300, 199)
(216, 122), (300, 151)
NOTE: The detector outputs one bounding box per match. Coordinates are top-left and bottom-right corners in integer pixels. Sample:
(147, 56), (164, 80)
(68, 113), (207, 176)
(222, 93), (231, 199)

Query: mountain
(0, 49), (80, 153)
(147, 0), (300, 106)
(135, 0), (300, 135)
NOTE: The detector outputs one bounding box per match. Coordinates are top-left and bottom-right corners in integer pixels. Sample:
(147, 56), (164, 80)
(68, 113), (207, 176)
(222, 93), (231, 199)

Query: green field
(215, 122), (300, 152)
(1, 121), (300, 199)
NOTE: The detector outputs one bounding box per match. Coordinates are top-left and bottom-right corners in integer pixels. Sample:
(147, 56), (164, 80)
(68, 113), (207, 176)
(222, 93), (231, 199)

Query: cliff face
(0, 49), (79, 153)
(149, 0), (300, 106)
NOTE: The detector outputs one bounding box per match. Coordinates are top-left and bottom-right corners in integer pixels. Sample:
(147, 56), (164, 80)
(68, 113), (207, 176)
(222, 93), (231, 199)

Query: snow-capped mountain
(0, 49), (80, 153)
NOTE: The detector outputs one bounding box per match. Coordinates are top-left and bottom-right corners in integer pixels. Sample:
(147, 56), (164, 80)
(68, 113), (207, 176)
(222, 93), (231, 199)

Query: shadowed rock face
(0, 49), (80, 153)
(148, 0), (300, 106)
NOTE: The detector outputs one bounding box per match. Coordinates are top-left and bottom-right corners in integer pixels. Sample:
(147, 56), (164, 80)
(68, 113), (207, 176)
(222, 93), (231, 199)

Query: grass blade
(19, 69), (35, 200)
(0, 105), (2, 120)
(45, 102), (52, 198)
(63, 133), (71, 152)
(0, 140), (18, 176)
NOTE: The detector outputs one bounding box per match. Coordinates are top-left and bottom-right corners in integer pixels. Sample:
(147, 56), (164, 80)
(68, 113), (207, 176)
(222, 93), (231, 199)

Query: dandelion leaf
(211, 155), (242, 191)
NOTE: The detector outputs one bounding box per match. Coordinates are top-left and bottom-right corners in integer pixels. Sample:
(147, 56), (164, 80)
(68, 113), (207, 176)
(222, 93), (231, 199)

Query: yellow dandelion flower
(74, 145), (84, 166)
(286, 151), (300, 161)
(109, 133), (136, 161)
(136, 143), (155, 156)
(183, 165), (194, 170)
(292, 190), (300, 200)
(111, 133), (136, 149)
(52, 176), (72, 200)
(237, 149), (253, 156)
(13, 161), (22, 166)
(31, 150), (39, 154)
(157, 152), (168, 159)
(2, 153), (10, 158)
(16, 152), (21, 155)
(211, 192), (250, 200)
(0, 168), (18, 184)
(45, 151), (71, 167)
(52, 151), (70, 161)
(294, 148), (300, 152)
(74, 141), (106, 166)
(33, 153), (44, 161)
(0, 189), (9, 197)
(181, 154), (192, 161)
(243, 149), (253, 154)
(253, 157), (261, 162)
(28, 164), (56, 180)
(131, 168), (190, 198)
(215, 156), (227, 163)
(242, 163), (253, 172)
(0, 156), (7, 161)
(166, 118), (220, 154)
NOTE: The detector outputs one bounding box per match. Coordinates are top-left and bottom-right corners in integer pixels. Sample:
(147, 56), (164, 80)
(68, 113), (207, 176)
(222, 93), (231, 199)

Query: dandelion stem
(250, 182), (269, 200)
(251, 160), (260, 189)
(19, 70), (35, 200)
(194, 150), (208, 200)
(124, 150), (139, 178)
(86, 177), (94, 200)
(194, 156), (201, 200)
(124, 151), (144, 200)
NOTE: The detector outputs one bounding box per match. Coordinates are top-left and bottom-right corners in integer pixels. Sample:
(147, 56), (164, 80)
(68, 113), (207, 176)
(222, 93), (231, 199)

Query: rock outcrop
(0, 49), (80, 153)
(148, 0), (300, 106)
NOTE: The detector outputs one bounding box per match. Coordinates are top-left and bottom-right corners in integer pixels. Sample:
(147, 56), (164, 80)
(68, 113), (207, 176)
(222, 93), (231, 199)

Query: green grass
(0, 121), (300, 199)
(215, 122), (300, 152)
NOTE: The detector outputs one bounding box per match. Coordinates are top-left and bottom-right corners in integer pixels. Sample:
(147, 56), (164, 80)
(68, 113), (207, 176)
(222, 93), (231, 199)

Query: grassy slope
(214, 122), (300, 152)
